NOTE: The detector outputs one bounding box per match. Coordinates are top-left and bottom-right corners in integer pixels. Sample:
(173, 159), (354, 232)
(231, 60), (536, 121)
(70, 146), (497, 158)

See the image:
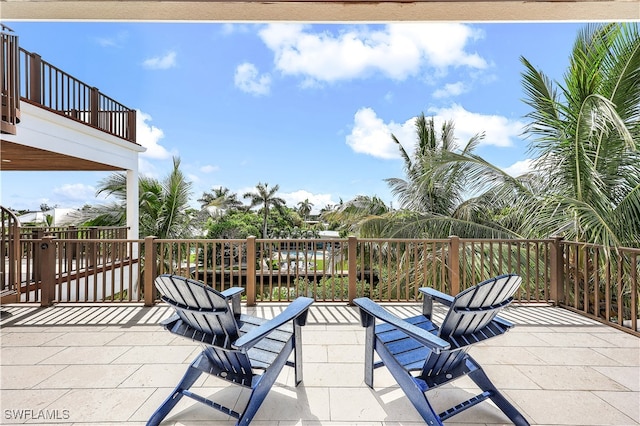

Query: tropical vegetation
(82, 157), (195, 239)
(328, 23), (640, 249)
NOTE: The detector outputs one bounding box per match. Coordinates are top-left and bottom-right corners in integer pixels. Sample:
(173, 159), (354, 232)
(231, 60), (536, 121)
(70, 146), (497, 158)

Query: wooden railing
(5, 234), (638, 335)
(0, 207), (20, 295)
(1, 28), (20, 135)
(2, 225), (130, 302)
(18, 47), (136, 142)
(558, 240), (639, 334)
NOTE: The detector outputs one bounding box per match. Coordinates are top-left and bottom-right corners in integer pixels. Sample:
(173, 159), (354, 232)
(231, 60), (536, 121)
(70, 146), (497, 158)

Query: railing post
(448, 235), (460, 295)
(87, 227), (98, 268)
(29, 52), (42, 104)
(143, 236), (157, 307)
(348, 236), (358, 305)
(10, 216), (21, 293)
(40, 235), (56, 307)
(68, 225), (77, 260)
(549, 235), (565, 305)
(128, 109), (137, 142)
(32, 229), (43, 283)
(90, 86), (99, 127)
(246, 236), (257, 306)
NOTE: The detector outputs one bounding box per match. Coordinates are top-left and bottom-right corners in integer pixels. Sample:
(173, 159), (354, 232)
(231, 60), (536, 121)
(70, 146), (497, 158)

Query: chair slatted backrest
(421, 274), (521, 378)
(155, 274), (241, 348)
(439, 274), (521, 340)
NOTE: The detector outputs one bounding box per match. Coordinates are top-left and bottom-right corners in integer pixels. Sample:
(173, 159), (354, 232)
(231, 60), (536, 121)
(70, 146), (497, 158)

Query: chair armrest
(221, 287), (245, 315)
(160, 313), (180, 327)
(221, 287), (245, 298)
(233, 297), (314, 350)
(419, 287), (454, 306)
(494, 315), (515, 330)
(354, 297), (450, 353)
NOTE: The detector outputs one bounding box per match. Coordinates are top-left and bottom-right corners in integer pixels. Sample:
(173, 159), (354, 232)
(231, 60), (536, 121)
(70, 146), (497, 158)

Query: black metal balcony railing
(1, 27), (136, 142)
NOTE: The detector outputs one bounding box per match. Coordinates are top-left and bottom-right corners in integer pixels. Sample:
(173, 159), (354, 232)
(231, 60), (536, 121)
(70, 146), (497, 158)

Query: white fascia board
(5, 102), (146, 170)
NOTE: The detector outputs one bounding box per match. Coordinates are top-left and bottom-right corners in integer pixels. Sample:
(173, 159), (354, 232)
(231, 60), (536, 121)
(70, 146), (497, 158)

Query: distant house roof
(318, 230), (340, 238)
(16, 208), (76, 226)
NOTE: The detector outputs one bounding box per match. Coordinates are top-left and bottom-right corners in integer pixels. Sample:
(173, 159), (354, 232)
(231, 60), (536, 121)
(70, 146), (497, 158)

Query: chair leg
(146, 356), (205, 426)
(294, 322), (303, 385)
(375, 342), (443, 426)
(236, 339), (295, 426)
(363, 322), (375, 388)
(467, 359), (530, 426)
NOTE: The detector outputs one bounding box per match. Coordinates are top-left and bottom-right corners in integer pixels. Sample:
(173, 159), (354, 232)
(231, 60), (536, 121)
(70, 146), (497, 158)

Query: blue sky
(1, 21), (587, 213)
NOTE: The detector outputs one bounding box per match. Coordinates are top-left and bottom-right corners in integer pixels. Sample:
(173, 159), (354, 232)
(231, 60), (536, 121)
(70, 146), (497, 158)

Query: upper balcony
(1, 25), (140, 171)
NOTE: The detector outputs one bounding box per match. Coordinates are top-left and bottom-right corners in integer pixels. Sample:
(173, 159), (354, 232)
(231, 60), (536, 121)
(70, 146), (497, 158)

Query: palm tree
(87, 157), (194, 239)
(386, 113), (465, 215)
(198, 186), (243, 217)
(356, 114), (523, 239)
(322, 195), (391, 236)
(297, 198), (314, 221)
(520, 22), (640, 247)
(243, 182), (287, 238)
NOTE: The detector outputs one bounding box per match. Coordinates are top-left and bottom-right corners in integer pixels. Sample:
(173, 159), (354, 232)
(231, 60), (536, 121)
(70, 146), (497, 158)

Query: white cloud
(143, 51), (177, 70)
(504, 159), (534, 177)
(138, 158), (159, 178)
(221, 23), (252, 36)
(234, 62), (271, 96)
(136, 110), (174, 160)
(95, 31), (129, 48)
(432, 81), (468, 99)
(346, 104), (525, 159)
(346, 108), (413, 159)
(200, 165), (219, 173)
(280, 190), (335, 214)
(427, 104), (525, 148)
(187, 174), (200, 183)
(52, 183), (97, 202)
(258, 23), (487, 84)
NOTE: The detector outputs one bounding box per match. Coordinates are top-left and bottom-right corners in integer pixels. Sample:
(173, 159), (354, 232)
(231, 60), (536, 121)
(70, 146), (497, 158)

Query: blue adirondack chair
(354, 273), (530, 426)
(147, 274), (314, 426)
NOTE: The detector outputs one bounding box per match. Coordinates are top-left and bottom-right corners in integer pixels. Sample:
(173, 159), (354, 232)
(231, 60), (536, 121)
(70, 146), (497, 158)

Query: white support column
(126, 168), (139, 240)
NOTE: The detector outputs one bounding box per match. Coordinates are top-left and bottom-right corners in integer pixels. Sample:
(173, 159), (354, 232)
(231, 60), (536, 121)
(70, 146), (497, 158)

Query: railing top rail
(153, 238), (249, 243)
(18, 238), (143, 243)
(458, 238), (551, 243)
(356, 237), (452, 242)
(560, 239), (640, 253)
(256, 237), (345, 242)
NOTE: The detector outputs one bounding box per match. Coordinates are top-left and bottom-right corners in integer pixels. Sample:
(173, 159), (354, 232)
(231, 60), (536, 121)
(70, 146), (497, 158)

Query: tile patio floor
(0, 303), (638, 426)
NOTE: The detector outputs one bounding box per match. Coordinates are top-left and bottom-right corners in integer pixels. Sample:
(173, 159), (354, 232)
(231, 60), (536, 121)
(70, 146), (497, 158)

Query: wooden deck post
(549, 235), (565, 305)
(448, 235), (460, 295)
(246, 236), (257, 306)
(40, 236), (56, 307)
(128, 109), (137, 142)
(144, 236), (157, 307)
(87, 227), (98, 268)
(32, 229), (43, 283)
(28, 53), (42, 104)
(90, 87), (100, 127)
(348, 236), (357, 305)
